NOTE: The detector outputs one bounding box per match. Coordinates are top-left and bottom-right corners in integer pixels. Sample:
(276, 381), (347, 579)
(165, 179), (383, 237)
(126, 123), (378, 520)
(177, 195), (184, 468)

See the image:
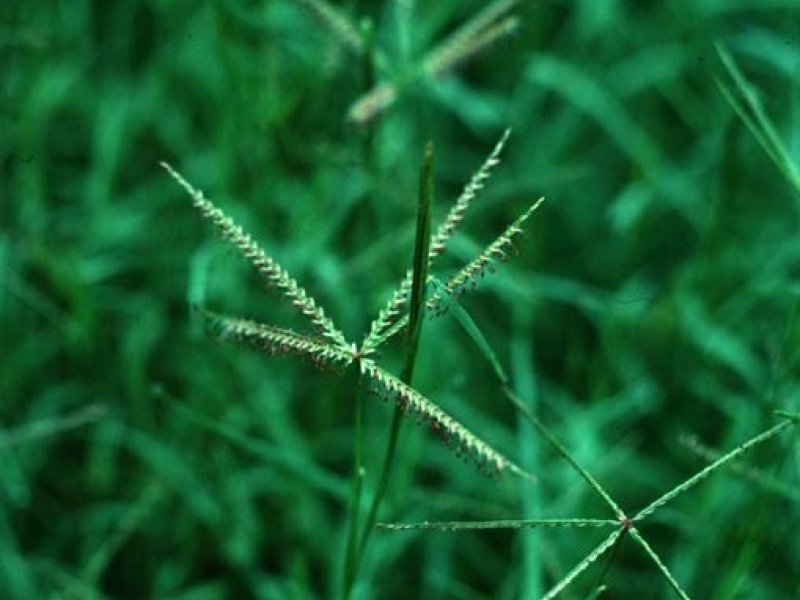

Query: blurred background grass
(2, 1), (800, 598)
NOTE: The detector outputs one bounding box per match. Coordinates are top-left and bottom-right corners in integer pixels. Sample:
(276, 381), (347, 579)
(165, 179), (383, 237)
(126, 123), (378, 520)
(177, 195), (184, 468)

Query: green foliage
(3, 1), (800, 599)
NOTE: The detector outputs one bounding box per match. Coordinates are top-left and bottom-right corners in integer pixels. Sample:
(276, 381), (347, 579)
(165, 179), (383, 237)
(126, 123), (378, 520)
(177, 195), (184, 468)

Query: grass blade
(714, 42), (800, 195)
(349, 142), (436, 596)
(429, 276), (509, 385)
(361, 131), (512, 354)
(404, 141), (434, 381)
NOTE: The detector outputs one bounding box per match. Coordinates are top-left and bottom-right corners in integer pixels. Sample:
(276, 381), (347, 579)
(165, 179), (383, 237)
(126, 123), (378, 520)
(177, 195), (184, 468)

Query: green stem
(504, 386), (625, 519)
(341, 368), (366, 599)
(633, 419), (794, 521)
(628, 528), (693, 600)
(344, 142), (434, 598)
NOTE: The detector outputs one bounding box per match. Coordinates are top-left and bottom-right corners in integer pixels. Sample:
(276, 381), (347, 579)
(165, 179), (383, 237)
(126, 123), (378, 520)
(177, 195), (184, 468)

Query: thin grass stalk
(680, 433), (800, 501)
(590, 529), (626, 597)
(430, 276), (509, 384)
(360, 130), (511, 354)
(540, 529), (623, 600)
(714, 42), (800, 194)
(341, 370), (366, 600)
(633, 419), (794, 521)
(437, 294), (622, 517)
(504, 388), (625, 519)
(628, 529), (692, 600)
(348, 143), (435, 596)
(379, 518), (618, 531)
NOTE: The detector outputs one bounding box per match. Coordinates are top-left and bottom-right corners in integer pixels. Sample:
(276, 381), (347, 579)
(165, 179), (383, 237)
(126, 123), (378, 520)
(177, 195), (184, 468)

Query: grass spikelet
(202, 310), (355, 370)
(429, 128), (512, 257)
(628, 529), (692, 600)
(292, 0), (364, 55)
(428, 197), (545, 315)
(379, 518), (618, 532)
(347, 83), (398, 124)
(346, 1), (520, 124)
(361, 130), (516, 353)
(540, 530), (623, 600)
(160, 162), (349, 349)
(359, 359), (534, 480)
(424, 14), (520, 77)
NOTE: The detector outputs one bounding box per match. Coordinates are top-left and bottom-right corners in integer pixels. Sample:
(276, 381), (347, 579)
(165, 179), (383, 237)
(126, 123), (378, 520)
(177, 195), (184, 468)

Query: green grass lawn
(2, 1), (799, 598)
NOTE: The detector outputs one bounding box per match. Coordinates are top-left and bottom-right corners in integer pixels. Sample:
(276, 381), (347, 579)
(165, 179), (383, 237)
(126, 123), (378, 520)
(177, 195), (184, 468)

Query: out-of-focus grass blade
(715, 41), (800, 196)
(165, 391), (349, 501)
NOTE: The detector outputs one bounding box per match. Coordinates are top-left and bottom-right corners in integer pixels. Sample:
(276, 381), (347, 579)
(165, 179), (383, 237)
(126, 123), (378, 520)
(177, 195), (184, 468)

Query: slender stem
(633, 419), (794, 521)
(434, 289), (623, 518)
(345, 142), (435, 597)
(540, 529), (623, 600)
(628, 528), (693, 600)
(591, 524), (627, 594)
(356, 406), (402, 562)
(379, 518), (619, 531)
(341, 368), (366, 599)
(504, 386), (625, 520)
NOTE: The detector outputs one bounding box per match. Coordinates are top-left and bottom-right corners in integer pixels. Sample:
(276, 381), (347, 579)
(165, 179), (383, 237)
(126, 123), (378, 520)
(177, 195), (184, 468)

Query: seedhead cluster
(162, 130), (543, 479)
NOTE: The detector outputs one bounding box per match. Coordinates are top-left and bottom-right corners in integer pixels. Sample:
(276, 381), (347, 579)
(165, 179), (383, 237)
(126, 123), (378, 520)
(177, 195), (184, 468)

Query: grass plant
(163, 131), (543, 597)
(3, 1), (800, 598)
